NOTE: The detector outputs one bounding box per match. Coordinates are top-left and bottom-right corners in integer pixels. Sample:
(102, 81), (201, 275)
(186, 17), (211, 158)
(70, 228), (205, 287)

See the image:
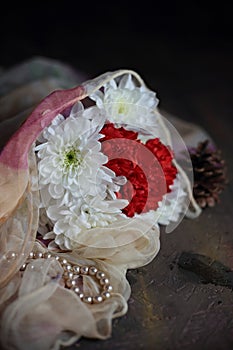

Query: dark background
(1, 1), (232, 138)
(1, 0), (232, 171)
(1, 2), (233, 349)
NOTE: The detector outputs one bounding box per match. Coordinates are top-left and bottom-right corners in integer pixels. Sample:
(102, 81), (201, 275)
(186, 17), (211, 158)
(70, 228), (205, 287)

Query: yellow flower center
(117, 100), (129, 115)
(63, 148), (82, 168)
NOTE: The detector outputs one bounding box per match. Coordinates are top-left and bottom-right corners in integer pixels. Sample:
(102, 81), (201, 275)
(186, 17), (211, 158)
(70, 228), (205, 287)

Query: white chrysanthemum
(35, 101), (128, 249)
(36, 103), (109, 201)
(46, 196), (126, 250)
(89, 74), (160, 135)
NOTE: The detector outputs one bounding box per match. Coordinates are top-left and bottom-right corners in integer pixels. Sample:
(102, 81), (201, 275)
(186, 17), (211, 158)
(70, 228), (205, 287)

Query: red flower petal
(101, 123), (177, 217)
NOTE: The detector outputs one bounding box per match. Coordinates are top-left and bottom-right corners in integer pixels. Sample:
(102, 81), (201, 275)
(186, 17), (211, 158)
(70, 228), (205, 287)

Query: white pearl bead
(80, 266), (89, 275)
(63, 264), (72, 271)
(103, 284), (113, 292)
(44, 252), (52, 259)
(73, 265), (80, 273)
(93, 295), (103, 303)
(100, 277), (109, 285)
(29, 252), (34, 259)
(61, 258), (68, 265)
(20, 263), (27, 271)
(78, 293), (84, 299)
(101, 291), (111, 299)
(71, 286), (80, 294)
(63, 271), (74, 279)
(66, 279), (76, 288)
(96, 271), (105, 279)
(34, 252), (43, 259)
(83, 296), (93, 304)
(89, 266), (98, 275)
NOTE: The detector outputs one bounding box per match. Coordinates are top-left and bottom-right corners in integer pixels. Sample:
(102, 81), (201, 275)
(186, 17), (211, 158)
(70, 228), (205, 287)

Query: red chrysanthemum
(101, 123), (177, 217)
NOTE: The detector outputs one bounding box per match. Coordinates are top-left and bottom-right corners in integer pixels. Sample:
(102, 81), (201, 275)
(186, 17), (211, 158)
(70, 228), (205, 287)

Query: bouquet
(0, 68), (203, 350)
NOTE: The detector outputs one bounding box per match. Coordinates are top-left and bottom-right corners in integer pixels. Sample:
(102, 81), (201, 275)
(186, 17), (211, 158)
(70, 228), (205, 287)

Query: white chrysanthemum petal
(155, 174), (187, 225)
(118, 74), (134, 89)
(109, 78), (117, 89)
(88, 91), (105, 110)
(54, 219), (70, 235)
(46, 207), (57, 221)
(43, 231), (55, 240)
(89, 74), (160, 136)
(48, 183), (64, 199)
(37, 114), (65, 144)
(138, 89), (158, 107)
(69, 100), (84, 118)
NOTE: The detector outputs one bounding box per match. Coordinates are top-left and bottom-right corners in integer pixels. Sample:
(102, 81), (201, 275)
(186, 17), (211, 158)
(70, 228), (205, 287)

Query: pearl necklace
(15, 251), (113, 304)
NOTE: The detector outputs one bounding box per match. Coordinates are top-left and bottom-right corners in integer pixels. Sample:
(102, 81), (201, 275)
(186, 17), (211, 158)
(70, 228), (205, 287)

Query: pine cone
(189, 139), (228, 208)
